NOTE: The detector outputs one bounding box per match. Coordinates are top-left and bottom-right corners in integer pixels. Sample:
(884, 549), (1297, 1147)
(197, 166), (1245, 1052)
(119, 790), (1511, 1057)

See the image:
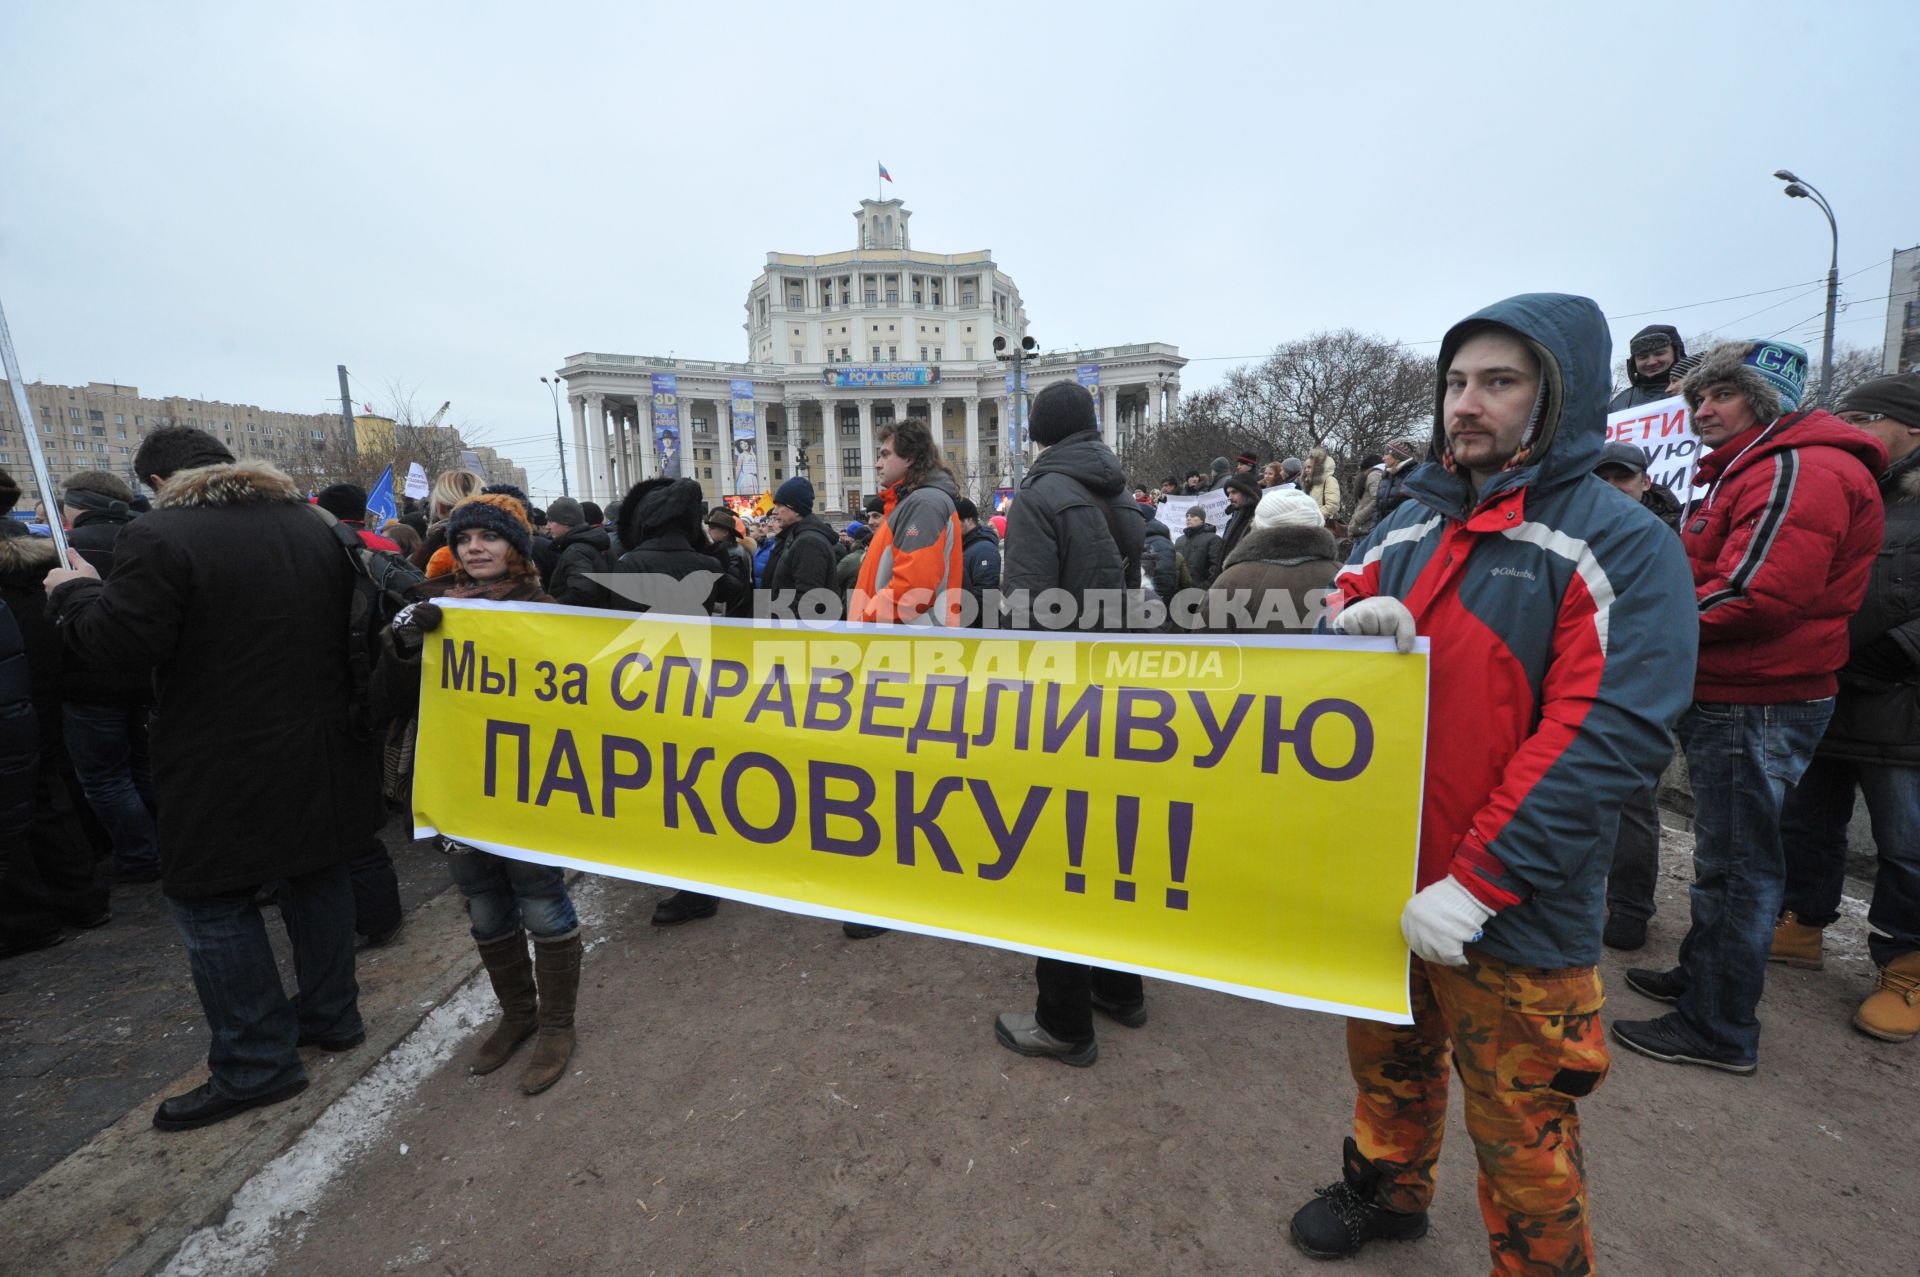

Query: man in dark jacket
(542, 497), (612, 608)
(609, 477), (744, 926)
(1608, 323), (1685, 412)
(955, 497), (1001, 626)
(994, 380), (1146, 1068)
(1136, 503), (1179, 607)
(1174, 508), (1224, 589)
(762, 477), (840, 620)
(704, 508), (756, 618)
(1368, 438), (1420, 528)
(43, 428), (378, 1130)
(1300, 294), (1696, 1270)
(1593, 440), (1682, 533)
(1617, 341), (1885, 1075)
(1220, 473), (1260, 560)
(314, 483), (401, 553)
(60, 470), (139, 574)
(1204, 456), (1231, 491)
(1775, 375), (1920, 1043)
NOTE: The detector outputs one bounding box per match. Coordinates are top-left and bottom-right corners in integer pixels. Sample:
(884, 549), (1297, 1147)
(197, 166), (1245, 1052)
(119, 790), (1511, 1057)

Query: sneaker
(1603, 913), (1648, 952)
(841, 923), (889, 940)
(1623, 966), (1686, 1004)
(650, 891), (718, 927)
(1290, 1138), (1431, 1260)
(1089, 990), (1149, 1028)
(1768, 912), (1824, 970)
(993, 1012), (1097, 1067)
(1610, 1015), (1755, 1074)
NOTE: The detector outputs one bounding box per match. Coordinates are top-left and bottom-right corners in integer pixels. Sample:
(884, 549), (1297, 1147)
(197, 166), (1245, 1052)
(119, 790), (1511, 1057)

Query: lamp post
(539, 376), (570, 497)
(993, 334), (1037, 488)
(1774, 169), (1838, 406)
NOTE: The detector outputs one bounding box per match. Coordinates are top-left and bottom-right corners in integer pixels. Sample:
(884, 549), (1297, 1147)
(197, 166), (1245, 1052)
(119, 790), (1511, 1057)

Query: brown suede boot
(470, 931), (539, 1075)
(1767, 911), (1824, 970)
(520, 932), (582, 1095)
(1854, 952), (1920, 1043)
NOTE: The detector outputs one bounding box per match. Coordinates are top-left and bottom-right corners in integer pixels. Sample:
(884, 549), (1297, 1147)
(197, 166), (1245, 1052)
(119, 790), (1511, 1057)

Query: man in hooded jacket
(543, 497), (612, 608)
(762, 477), (841, 620)
(993, 381), (1147, 1067)
(1294, 295), (1696, 1273)
(853, 420), (964, 627)
(1607, 323), (1685, 412)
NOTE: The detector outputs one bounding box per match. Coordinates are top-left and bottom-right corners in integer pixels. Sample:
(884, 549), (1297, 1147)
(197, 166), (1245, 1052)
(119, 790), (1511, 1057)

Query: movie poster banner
(1078, 364), (1101, 435)
(651, 374), (681, 479)
(413, 608), (1430, 1024)
(729, 379), (759, 495)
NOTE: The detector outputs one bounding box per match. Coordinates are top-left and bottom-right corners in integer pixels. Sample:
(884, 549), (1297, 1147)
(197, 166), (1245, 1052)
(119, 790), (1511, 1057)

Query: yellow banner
(414, 603), (1428, 1023)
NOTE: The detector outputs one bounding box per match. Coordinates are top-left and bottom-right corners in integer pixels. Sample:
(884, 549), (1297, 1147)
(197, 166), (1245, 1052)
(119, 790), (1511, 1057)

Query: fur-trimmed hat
(1682, 339), (1809, 421)
(445, 492), (534, 565)
(62, 469), (135, 514)
(618, 477), (706, 549)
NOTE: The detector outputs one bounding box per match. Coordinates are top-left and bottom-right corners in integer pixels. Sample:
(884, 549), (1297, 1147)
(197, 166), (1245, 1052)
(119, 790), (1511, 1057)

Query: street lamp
(539, 376), (570, 497)
(993, 334), (1038, 488)
(1774, 169), (1839, 407)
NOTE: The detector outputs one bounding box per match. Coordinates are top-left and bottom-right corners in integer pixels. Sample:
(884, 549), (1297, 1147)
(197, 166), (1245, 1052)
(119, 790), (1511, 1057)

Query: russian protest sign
(413, 606), (1429, 1024)
(1156, 487), (1230, 536)
(1605, 394), (1707, 499)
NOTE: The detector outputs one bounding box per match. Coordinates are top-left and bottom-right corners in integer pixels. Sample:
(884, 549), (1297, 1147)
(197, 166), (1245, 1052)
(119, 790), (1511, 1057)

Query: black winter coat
(0, 600), (33, 847)
(960, 524), (1002, 623)
(1221, 500), (1255, 560)
(765, 515), (841, 617)
(546, 524), (611, 608)
(1175, 524), (1224, 589)
(1002, 431), (1142, 628)
(1139, 513), (1179, 602)
(0, 532), (66, 751)
(67, 508), (137, 576)
(1821, 450), (1920, 766)
(48, 461), (382, 898)
(609, 534), (744, 615)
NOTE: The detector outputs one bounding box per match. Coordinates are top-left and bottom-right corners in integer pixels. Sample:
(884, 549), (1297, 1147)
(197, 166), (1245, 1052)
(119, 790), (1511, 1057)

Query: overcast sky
(4, 0), (1914, 499)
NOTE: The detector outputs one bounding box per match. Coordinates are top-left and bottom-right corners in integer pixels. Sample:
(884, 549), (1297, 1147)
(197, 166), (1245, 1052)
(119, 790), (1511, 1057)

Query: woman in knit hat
(1206, 486), (1341, 633)
(373, 491), (585, 1095)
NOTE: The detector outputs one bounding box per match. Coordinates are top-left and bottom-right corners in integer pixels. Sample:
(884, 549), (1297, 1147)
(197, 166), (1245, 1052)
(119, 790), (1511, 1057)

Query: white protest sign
(1605, 395), (1707, 500)
(1157, 488), (1231, 537)
(403, 462), (430, 499)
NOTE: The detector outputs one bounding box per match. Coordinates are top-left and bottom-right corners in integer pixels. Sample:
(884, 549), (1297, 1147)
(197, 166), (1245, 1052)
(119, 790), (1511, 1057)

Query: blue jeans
(61, 702), (159, 872)
(167, 862), (362, 1099)
(1671, 699), (1833, 1063)
(445, 845), (577, 942)
(1781, 754), (1920, 968)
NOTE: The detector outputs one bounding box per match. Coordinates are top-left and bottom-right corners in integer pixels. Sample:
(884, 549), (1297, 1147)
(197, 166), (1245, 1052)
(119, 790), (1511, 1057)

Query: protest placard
(1605, 394), (1706, 499)
(1157, 488), (1230, 536)
(413, 608), (1428, 1023)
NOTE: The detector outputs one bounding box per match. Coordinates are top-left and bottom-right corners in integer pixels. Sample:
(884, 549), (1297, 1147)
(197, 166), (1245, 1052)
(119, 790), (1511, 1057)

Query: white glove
(1400, 877), (1494, 966)
(1335, 596), (1418, 653)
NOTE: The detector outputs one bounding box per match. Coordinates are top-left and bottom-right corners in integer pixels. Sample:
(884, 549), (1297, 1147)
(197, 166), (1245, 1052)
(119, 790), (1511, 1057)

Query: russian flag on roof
(878, 162), (892, 182)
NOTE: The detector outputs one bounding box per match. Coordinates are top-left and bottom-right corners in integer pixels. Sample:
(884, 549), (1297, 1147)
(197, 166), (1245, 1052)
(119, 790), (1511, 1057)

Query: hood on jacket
(0, 526), (59, 584)
(885, 468), (962, 512)
(1626, 323), (1685, 391)
(1138, 509), (1173, 544)
(153, 460), (303, 510)
(1407, 292), (1612, 515)
(1023, 430), (1125, 497)
(962, 522), (1001, 549)
(617, 478), (705, 550)
(554, 523), (610, 553)
(1222, 522), (1337, 569)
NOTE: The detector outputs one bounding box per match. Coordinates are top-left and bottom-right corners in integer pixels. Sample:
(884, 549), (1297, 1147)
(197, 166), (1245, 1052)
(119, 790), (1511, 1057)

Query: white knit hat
(1253, 486), (1323, 531)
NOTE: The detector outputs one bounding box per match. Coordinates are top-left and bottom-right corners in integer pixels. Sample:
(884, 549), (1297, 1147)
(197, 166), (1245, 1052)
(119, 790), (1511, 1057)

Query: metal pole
(1009, 344), (1024, 490)
(0, 291), (71, 561)
(337, 364), (355, 452)
(543, 377), (570, 497)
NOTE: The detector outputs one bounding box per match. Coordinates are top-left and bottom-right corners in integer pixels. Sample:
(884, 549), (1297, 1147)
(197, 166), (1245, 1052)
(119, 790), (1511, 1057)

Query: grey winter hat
(546, 496), (584, 528)
(1595, 441), (1650, 475)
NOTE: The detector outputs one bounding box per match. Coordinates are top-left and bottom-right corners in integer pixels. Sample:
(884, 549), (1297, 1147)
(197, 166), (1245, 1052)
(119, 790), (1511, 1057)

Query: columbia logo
(1490, 567), (1536, 581)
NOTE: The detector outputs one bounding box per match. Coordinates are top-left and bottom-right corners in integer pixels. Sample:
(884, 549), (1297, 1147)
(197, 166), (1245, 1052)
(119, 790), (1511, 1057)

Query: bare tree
(1822, 344), (1886, 406)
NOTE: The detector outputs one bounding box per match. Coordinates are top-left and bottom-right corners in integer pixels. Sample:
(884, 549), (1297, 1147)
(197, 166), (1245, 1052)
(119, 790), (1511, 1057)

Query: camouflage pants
(1347, 954), (1610, 1276)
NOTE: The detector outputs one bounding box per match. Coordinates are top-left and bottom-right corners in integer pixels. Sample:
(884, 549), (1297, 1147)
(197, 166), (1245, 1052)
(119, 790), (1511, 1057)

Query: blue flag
(365, 464), (398, 527)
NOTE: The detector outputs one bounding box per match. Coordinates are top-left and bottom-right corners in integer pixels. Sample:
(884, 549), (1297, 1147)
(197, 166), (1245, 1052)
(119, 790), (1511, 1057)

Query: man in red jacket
(1615, 340), (1886, 1074)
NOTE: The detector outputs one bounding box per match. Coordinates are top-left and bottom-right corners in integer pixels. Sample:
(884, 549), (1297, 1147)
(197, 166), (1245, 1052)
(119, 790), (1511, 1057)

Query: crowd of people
(2, 295), (1917, 1273)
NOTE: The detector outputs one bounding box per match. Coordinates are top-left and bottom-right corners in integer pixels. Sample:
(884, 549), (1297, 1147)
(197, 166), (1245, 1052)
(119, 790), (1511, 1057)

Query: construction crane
(422, 400), (451, 430)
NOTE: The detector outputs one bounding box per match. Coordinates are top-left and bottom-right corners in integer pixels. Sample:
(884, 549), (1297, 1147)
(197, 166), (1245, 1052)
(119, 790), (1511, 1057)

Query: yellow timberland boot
(1853, 952), (1920, 1044)
(1768, 912), (1824, 970)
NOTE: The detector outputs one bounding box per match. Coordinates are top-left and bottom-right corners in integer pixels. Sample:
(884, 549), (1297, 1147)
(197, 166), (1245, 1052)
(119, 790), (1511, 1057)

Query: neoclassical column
(961, 396), (979, 503)
(625, 403), (644, 485)
(714, 397), (733, 499)
(892, 396), (910, 425)
(821, 397), (843, 512)
(570, 395), (591, 498)
(857, 398), (877, 506)
(1102, 384), (1120, 451)
(606, 405), (625, 497)
(775, 396), (798, 494)
(674, 397), (692, 483)
(1165, 381), (1181, 423)
(584, 393), (608, 503)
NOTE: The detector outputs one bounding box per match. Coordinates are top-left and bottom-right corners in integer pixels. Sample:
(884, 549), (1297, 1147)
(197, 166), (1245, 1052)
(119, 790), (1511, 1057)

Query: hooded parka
(1001, 430), (1143, 629)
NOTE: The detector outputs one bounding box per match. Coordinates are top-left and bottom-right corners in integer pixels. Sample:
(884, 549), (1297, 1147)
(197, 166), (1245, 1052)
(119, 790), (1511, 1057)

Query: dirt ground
(169, 832), (1917, 1276)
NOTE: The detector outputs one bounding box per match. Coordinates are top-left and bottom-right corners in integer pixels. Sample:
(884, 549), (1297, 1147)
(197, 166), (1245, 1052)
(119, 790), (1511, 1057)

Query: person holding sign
(1293, 295), (1695, 1274)
(1607, 324), (1686, 412)
(1615, 341), (1885, 1077)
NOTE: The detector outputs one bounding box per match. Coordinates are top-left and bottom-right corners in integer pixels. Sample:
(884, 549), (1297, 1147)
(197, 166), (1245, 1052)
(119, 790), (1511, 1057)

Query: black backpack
(327, 520), (428, 741)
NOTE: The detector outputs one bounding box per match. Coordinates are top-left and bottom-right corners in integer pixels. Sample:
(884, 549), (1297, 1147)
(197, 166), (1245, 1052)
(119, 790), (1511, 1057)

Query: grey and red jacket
(1681, 412), (1885, 703)
(1331, 293), (1697, 970)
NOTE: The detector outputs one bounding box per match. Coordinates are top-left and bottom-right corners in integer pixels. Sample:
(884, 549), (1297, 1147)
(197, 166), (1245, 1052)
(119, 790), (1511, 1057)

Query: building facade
(1884, 245), (1920, 376)
(556, 199), (1185, 512)
(0, 380), (350, 497)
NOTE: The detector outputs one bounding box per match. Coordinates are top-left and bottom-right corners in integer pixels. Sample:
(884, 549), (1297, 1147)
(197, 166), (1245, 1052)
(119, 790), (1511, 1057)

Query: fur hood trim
(1896, 457), (1920, 505)
(1682, 342), (1783, 425)
(154, 460), (303, 511)
(0, 529), (61, 578)
(1223, 522), (1338, 569)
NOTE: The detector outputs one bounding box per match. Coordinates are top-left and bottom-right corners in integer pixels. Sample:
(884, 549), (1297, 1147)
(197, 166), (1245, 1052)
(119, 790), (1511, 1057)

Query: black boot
(1289, 1138), (1430, 1260)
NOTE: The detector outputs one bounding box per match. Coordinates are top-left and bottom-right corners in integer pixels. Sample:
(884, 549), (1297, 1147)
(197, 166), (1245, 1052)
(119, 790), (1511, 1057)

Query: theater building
(555, 199), (1185, 512)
